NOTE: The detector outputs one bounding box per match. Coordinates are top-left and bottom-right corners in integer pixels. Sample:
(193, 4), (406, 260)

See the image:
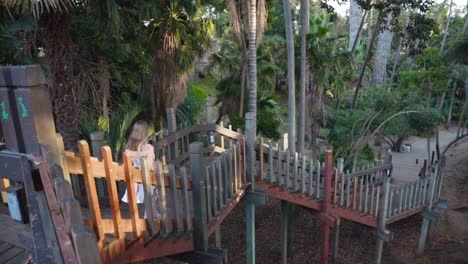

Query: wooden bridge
(0, 65), (448, 264)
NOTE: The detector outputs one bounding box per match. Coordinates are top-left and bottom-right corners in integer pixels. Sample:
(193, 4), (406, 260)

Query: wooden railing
(333, 163), (392, 218)
(61, 126), (247, 263)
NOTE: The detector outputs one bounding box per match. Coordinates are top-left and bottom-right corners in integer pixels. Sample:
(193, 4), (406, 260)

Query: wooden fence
(60, 122), (247, 263)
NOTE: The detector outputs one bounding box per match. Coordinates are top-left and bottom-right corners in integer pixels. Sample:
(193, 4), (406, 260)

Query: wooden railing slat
(122, 152), (141, 239)
(141, 156), (157, 235)
(78, 141), (105, 244)
(102, 146), (124, 240)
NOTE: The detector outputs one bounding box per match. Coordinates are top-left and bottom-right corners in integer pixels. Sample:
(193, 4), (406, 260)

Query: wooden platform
(0, 209), (32, 264)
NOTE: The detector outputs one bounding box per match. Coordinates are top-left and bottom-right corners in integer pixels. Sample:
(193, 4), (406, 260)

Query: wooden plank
(156, 161), (169, 236)
(359, 178), (363, 212)
(190, 142), (208, 252)
(0, 246), (23, 263)
(268, 140), (273, 183)
(71, 226), (102, 264)
(333, 170), (338, 204)
(141, 156), (156, 235)
(374, 187), (380, 217)
(227, 149), (234, 197)
(345, 164), (392, 178)
(340, 172), (345, 206)
(352, 177), (357, 211)
(4, 250), (30, 264)
(38, 163), (78, 264)
(259, 137), (264, 181)
(308, 159), (314, 197)
(293, 152), (298, 191)
(286, 151), (291, 189)
(241, 137), (246, 185)
(315, 161), (321, 199)
(102, 147), (124, 240)
(169, 164), (181, 233)
(65, 152), (192, 190)
(180, 167), (191, 232)
(78, 141), (104, 246)
(222, 155), (229, 203)
(301, 154), (306, 194)
(122, 153), (141, 239)
(233, 143), (239, 191)
(205, 166), (213, 220)
(211, 164), (219, 212)
(216, 159), (224, 206)
(1, 178), (10, 203)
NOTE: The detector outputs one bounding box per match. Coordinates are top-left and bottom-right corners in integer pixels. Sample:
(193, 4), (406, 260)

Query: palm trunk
(298, 0), (309, 153)
(283, 0), (296, 152)
(239, 61), (247, 116)
(43, 12), (78, 150)
(247, 1), (257, 117)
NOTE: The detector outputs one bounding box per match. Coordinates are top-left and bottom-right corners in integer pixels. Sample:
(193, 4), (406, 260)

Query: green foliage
(399, 47), (449, 96)
(408, 107), (444, 136)
(177, 82), (208, 124)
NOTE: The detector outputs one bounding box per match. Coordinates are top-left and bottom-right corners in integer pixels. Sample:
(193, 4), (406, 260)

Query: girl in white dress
(121, 120), (160, 218)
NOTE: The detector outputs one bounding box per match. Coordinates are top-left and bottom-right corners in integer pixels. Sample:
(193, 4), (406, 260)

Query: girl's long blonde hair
(126, 120), (149, 151)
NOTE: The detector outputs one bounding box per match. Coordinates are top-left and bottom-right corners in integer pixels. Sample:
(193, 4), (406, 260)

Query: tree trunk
(239, 61), (247, 116)
(349, 0), (364, 50)
(351, 13), (382, 108)
(43, 12), (78, 150)
(440, 0), (453, 54)
(372, 12), (394, 86)
(298, 0), (309, 153)
(248, 1), (257, 116)
(390, 13), (410, 83)
(351, 10), (368, 53)
(447, 80), (456, 126)
(457, 67), (468, 138)
(283, 0), (296, 152)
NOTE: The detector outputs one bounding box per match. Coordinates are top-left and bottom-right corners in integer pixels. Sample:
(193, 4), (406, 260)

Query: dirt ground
(216, 137), (468, 264)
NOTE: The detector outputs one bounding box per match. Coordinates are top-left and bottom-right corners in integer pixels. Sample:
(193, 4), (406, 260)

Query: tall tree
(349, 0), (364, 49)
(145, 1), (214, 120)
(440, 0), (453, 54)
(225, 0), (266, 117)
(283, 0), (295, 152)
(372, 11), (395, 86)
(2, 0), (81, 149)
(298, 0), (309, 153)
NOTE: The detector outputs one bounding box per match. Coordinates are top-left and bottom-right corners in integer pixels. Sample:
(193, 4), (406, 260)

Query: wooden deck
(0, 210), (32, 264)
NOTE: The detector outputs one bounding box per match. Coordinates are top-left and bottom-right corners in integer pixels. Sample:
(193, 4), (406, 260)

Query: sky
(328, 0), (467, 17)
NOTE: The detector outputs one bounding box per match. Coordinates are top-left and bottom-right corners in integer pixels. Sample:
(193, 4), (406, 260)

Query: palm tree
(283, 0), (295, 153)
(297, 0), (309, 153)
(1, 0), (81, 149)
(144, 1), (214, 120)
(224, 0), (266, 117)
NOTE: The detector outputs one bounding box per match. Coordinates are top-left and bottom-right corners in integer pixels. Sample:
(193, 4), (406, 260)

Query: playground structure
(0, 65), (450, 264)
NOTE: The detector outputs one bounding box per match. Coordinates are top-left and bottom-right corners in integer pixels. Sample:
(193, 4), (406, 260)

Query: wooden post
(166, 107), (178, 162)
(190, 142), (208, 252)
(417, 165), (439, 255)
(141, 156), (157, 235)
(321, 150), (334, 264)
(90, 132), (107, 206)
(331, 158), (343, 264)
(245, 112), (256, 264)
(375, 170), (391, 264)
